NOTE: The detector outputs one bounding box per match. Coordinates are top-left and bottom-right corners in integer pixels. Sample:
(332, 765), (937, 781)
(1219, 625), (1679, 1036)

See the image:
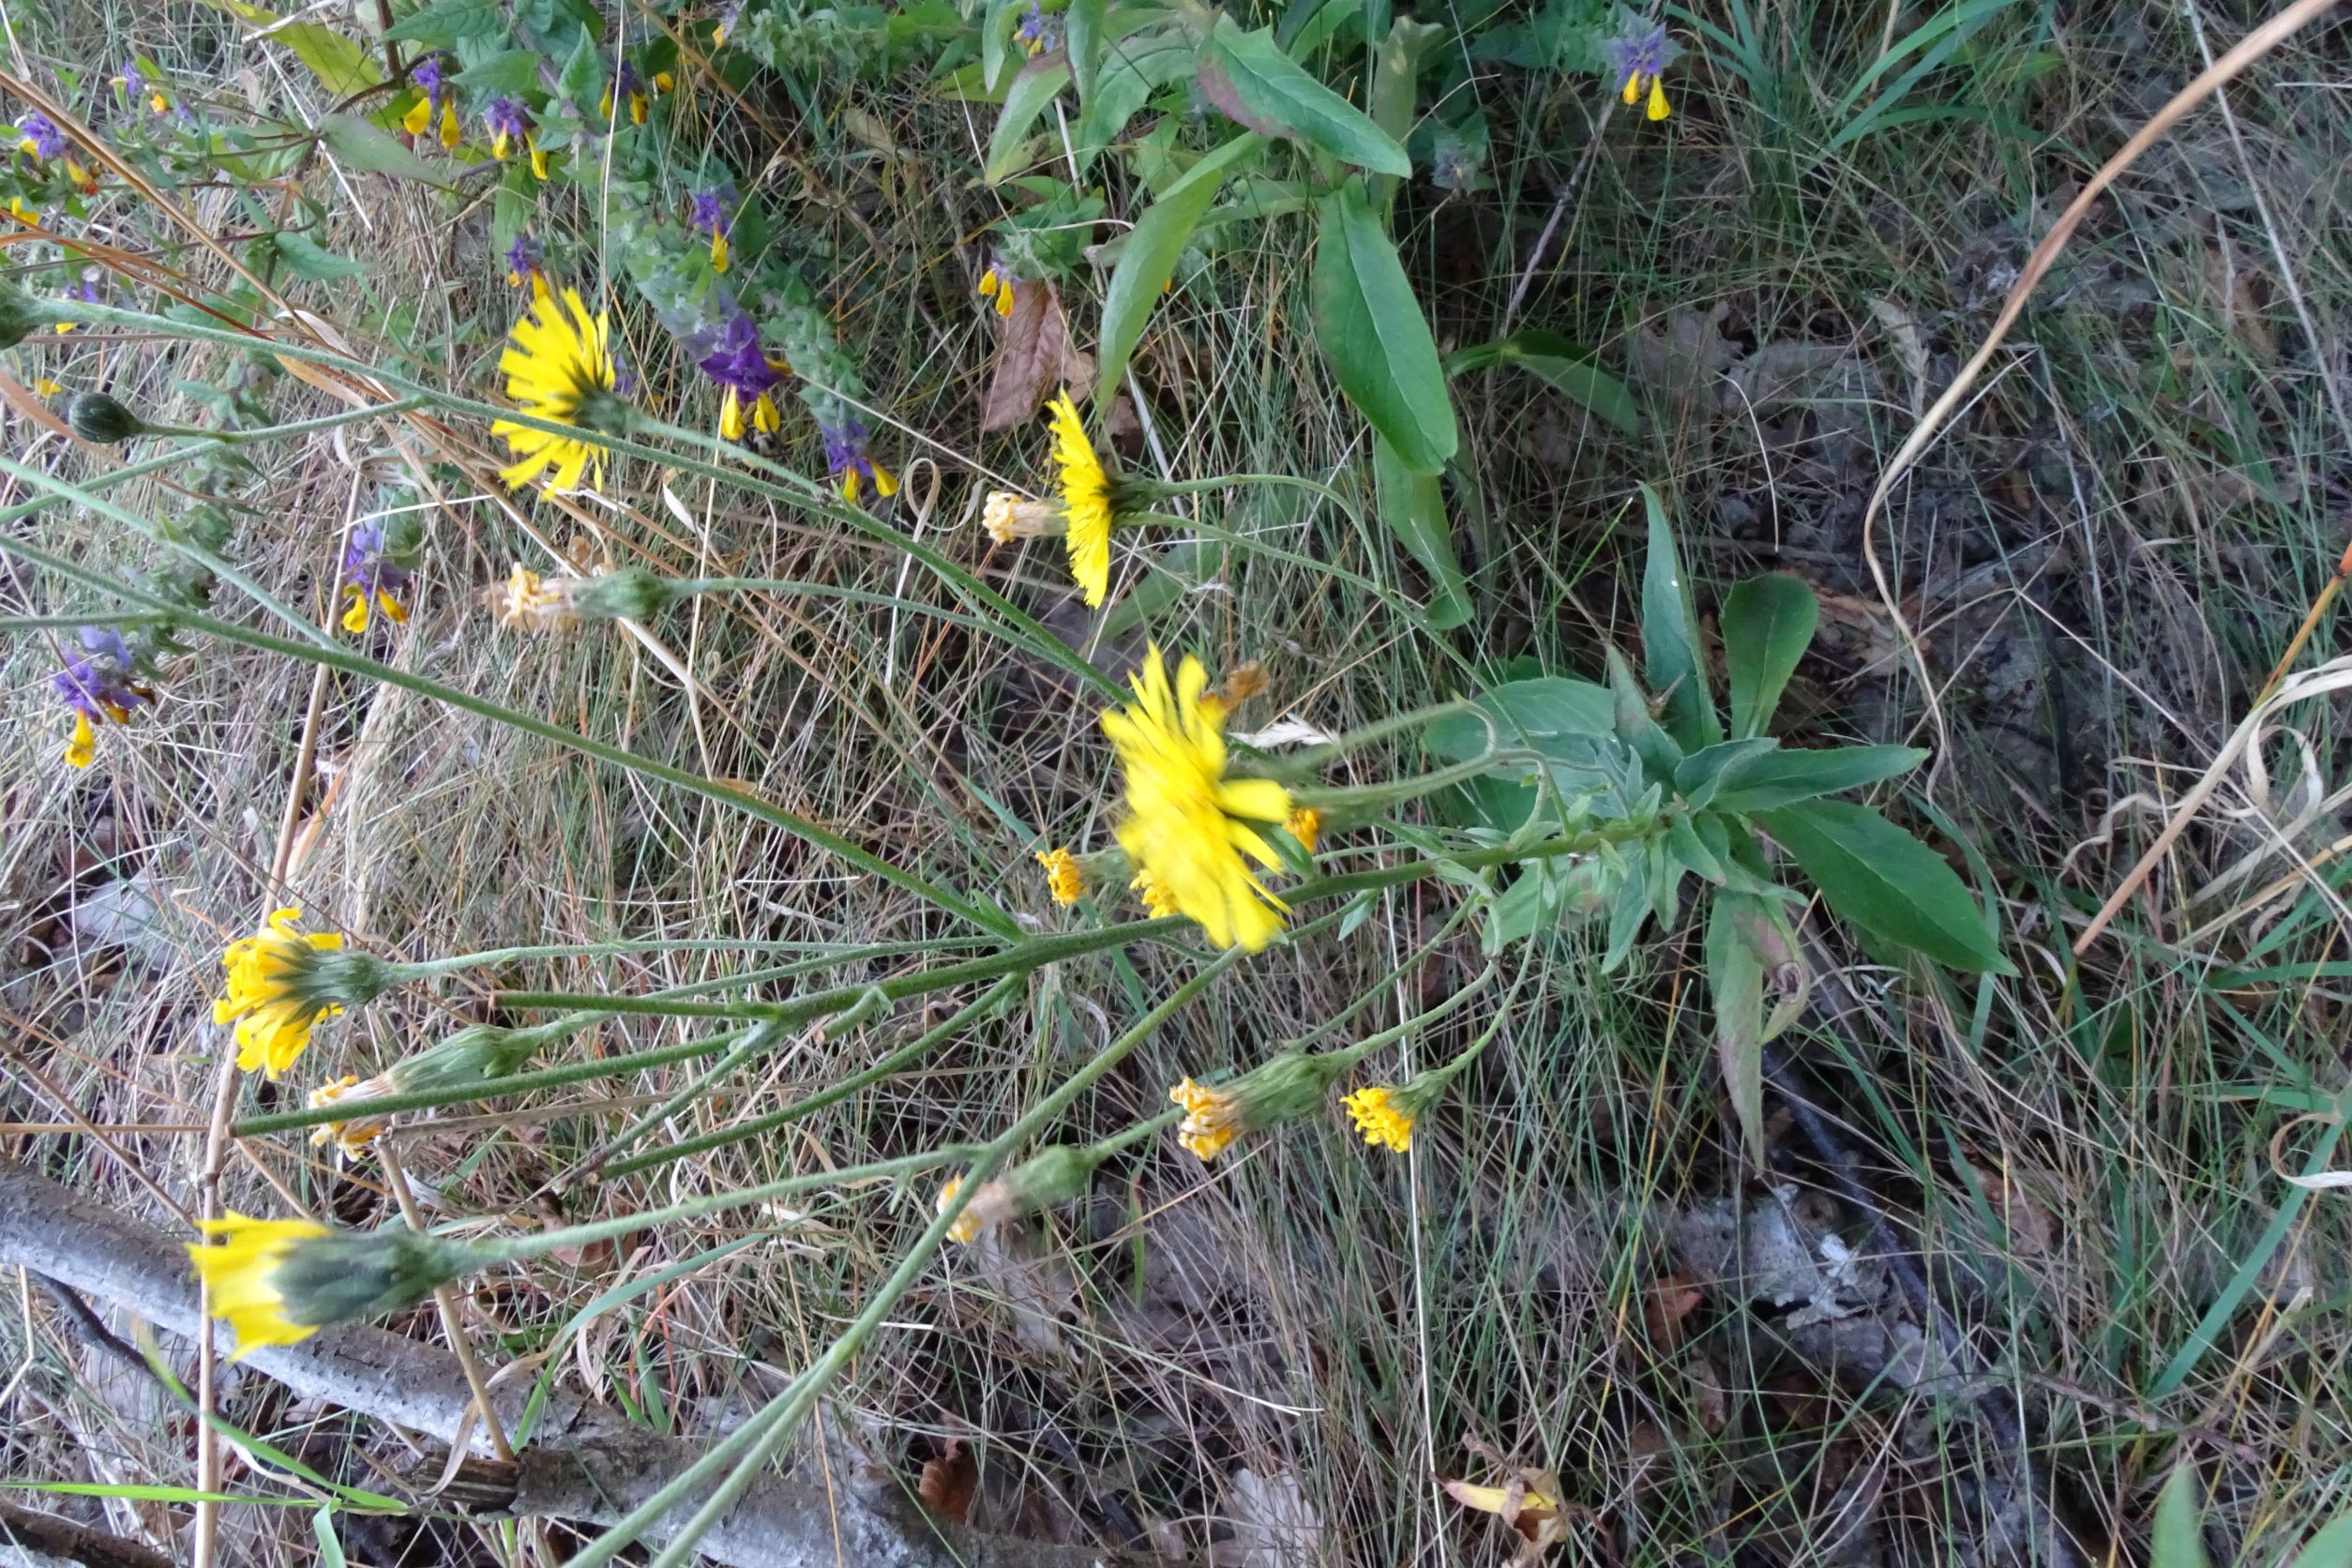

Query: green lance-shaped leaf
(985, 56), (1074, 183)
(1639, 483), (1719, 749)
(1706, 744), (1925, 814)
(1093, 132), (1263, 406)
(2149, 1467), (2210, 1568)
(1448, 328), (1641, 435)
(1721, 572), (1820, 738)
(1311, 176), (1458, 475)
(1706, 891), (1769, 1165)
(317, 113), (442, 184)
(1199, 21), (1410, 175)
(1373, 432), (1470, 629)
(1755, 801), (2013, 973)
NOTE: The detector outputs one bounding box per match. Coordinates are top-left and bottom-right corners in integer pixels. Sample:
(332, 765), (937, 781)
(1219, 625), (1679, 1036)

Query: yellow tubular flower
(1102, 648), (1291, 952)
(186, 1214), (331, 1355)
(214, 908), (346, 1078)
(527, 133), (549, 179)
(752, 392), (780, 433)
(490, 286), (619, 493)
(402, 96), (431, 137)
(64, 711), (96, 769)
(1169, 1077), (1241, 1162)
(719, 386), (746, 441)
(1343, 1085), (1413, 1153)
(439, 100), (461, 148)
(1044, 393), (1113, 606)
(1035, 847), (1082, 907)
(1648, 77), (1670, 120)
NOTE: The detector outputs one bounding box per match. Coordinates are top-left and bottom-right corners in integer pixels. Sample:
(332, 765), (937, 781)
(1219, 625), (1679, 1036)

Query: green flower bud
(0, 285), (52, 349)
(66, 391), (148, 445)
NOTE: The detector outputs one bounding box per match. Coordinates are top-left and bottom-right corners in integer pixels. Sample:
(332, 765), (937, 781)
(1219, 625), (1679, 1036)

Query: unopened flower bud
(67, 390), (147, 445)
(0, 284), (52, 348)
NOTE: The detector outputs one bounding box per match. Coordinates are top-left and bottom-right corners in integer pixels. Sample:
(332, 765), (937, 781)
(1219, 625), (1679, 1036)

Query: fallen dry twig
(0, 1163), (1150, 1568)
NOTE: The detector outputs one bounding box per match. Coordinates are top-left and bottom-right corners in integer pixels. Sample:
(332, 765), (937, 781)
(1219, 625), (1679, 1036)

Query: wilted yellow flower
(1342, 1085), (1413, 1153)
(308, 1074), (391, 1157)
(497, 565), (573, 630)
(187, 1214), (331, 1354)
(490, 284), (620, 493)
(213, 908), (346, 1079)
(936, 1176), (982, 1244)
(1035, 847), (1082, 907)
(1102, 648), (1291, 952)
(1169, 1077), (1242, 1162)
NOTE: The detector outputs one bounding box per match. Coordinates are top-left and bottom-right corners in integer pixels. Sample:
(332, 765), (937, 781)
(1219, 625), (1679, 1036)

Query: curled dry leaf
(1443, 1464), (1569, 1560)
(980, 279), (1094, 432)
(916, 1439), (977, 1524)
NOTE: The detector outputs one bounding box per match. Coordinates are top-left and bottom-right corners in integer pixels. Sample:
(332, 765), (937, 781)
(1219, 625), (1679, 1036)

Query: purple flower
(691, 186), (736, 271)
(821, 421), (898, 505)
(715, 2), (746, 44)
(1015, 3), (1062, 56)
(696, 310), (785, 397)
(505, 234), (543, 287)
(412, 56), (445, 98)
(15, 112), (64, 161)
(339, 522), (413, 634)
(484, 95), (528, 158)
(53, 629), (147, 721)
(689, 186), (734, 236)
(1602, 16), (1678, 118)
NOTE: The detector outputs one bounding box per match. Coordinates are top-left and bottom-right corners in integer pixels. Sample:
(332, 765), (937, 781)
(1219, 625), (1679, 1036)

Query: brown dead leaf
(980, 279), (1093, 432)
(1641, 1271), (1704, 1351)
(917, 1440), (977, 1525)
(1959, 1156), (2057, 1258)
(1629, 302), (1738, 409)
(1444, 1459), (1571, 1561)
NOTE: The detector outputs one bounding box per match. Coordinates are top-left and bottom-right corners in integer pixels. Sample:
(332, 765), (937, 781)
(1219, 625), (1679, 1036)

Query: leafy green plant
(1424, 486), (2010, 1157)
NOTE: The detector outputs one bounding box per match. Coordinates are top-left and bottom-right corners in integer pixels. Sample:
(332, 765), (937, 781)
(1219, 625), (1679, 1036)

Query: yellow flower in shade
(1342, 1085), (1413, 1153)
(64, 711), (96, 769)
(936, 1176), (982, 1244)
(1101, 648), (1292, 952)
(1286, 807), (1321, 855)
(213, 908), (346, 1078)
(1169, 1077), (1241, 1162)
(186, 1214), (331, 1354)
(1046, 393), (1112, 606)
(490, 285), (621, 493)
(527, 133), (550, 178)
(1035, 847), (1082, 907)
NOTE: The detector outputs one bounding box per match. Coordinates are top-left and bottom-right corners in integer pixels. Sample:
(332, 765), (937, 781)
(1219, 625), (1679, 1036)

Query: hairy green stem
(599, 978), (1022, 1180)
(0, 527), (1018, 938)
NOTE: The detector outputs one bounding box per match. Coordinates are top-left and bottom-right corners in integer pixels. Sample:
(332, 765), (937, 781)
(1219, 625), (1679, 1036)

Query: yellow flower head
(1102, 648), (1292, 952)
(1286, 807), (1321, 856)
(1045, 393), (1113, 607)
(1342, 1085), (1413, 1153)
(1169, 1077), (1242, 1162)
(213, 908), (346, 1079)
(1035, 847), (1083, 907)
(186, 1214), (331, 1355)
(490, 286), (621, 493)
(936, 1176), (982, 1244)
